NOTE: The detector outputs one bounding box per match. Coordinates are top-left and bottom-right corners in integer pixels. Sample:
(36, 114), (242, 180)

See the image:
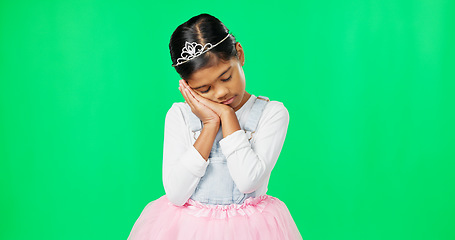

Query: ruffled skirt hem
(127, 194), (302, 240)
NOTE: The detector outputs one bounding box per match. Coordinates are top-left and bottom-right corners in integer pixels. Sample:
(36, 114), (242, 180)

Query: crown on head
(172, 33), (230, 67)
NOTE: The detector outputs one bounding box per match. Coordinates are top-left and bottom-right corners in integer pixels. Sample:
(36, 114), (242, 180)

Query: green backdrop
(1, 0), (454, 239)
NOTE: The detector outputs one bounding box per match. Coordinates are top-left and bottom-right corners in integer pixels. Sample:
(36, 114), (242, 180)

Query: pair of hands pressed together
(178, 79), (233, 127)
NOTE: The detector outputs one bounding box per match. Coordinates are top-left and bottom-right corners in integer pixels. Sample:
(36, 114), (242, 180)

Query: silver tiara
(172, 33), (230, 67)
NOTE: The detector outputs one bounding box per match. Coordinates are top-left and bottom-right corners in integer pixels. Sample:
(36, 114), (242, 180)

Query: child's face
(185, 43), (248, 111)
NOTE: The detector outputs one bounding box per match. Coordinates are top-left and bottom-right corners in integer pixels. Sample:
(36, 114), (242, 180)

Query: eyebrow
(192, 66), (231, 90)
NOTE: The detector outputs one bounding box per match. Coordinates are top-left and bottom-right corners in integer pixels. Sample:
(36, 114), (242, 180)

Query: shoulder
(166, 102), (189, 114)
(262, 99), (289, 122)
(165, 102), (190, 124)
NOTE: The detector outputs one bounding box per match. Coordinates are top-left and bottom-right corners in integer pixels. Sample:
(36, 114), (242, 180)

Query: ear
(235, 42), (245, 66)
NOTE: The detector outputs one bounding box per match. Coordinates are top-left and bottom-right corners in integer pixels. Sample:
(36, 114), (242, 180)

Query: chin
(232, 95), (241, 105)
(230, 96), (241, 108)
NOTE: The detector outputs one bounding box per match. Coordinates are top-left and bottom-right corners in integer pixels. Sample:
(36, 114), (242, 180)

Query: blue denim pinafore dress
(183, 96), (270, 205)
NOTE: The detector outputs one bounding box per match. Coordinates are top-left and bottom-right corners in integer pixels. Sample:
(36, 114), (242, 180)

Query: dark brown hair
(169, 13), (238, 80)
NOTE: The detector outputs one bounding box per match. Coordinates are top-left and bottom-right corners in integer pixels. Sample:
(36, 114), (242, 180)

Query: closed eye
(200, 75), (231, 93)
(200, 86), (211, 93)
(221, 75), (232, 82)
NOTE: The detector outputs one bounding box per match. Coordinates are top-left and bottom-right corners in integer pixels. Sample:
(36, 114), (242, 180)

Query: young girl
(127, 13), (302, 240)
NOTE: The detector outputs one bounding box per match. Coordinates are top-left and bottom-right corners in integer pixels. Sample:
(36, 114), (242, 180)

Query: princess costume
(127, 95), (302, 239)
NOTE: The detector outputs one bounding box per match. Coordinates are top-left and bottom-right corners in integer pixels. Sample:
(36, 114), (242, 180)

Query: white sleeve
(219, 102), (289, 193)
(162, 103), (209, 206)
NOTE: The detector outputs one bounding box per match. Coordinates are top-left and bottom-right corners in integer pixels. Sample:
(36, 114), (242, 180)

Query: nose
(215, 85), (229, 102)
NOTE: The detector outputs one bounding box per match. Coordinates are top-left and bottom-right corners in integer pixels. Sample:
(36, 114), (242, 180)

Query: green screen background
(1, 0), (454, 239)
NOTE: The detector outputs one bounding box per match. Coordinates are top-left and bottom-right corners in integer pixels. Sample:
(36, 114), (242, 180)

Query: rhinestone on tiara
(172, 33), (230, 67)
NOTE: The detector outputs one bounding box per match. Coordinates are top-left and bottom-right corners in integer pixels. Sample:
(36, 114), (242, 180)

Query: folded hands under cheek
(179, 79), (232, 126)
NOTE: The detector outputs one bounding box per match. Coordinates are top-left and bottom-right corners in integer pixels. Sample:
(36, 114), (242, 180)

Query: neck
(234, 91), (251, 112)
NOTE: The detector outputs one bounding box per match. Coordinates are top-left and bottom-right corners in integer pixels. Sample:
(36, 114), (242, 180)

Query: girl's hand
(180, 80), (233, 118)
(179, 80), (220, 126)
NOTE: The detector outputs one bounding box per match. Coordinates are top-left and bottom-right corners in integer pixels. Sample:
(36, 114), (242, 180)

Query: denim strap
(244, 96), (269, 132)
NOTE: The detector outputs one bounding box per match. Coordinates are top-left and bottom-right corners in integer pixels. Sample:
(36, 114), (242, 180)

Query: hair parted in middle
(169, 13), (239, 80)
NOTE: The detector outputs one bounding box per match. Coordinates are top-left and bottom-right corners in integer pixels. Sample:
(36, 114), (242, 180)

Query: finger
(191, 90), (215, 107)
(181, 82), (203, 105)
(181, 81), (220, 112)
(182, 82), (207, 105)
(180, 85), (193, 105)
(183, 86), (199, 111)
(181, 81), (198, 99)
(180, 81), (206, 101)
(180, 80), (195, 99)
(180, 85), (197, 111)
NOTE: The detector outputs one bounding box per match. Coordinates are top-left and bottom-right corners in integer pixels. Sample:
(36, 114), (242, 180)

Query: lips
(221, 96), (235, 105)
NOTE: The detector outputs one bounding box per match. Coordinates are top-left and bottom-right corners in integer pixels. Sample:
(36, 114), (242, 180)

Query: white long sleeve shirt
(162, 94), (289, 206)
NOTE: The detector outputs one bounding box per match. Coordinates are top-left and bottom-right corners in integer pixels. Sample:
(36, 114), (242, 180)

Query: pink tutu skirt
(127, 194), (302, 240)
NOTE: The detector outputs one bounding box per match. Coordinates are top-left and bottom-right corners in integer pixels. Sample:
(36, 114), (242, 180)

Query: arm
(162, 104), (219, 206)
(194, 123), (220, 160)
(219, 103), (290, 193)
(219, 107), (241, 138)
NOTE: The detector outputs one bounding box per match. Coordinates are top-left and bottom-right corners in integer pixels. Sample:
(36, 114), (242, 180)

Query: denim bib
(184, 96), (270, 205)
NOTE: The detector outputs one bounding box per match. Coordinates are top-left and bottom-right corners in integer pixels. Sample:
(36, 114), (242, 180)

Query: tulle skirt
(127, 194), (302, 240)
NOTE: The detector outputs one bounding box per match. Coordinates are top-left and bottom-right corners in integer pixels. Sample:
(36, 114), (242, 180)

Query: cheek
(234, 78), (245, 91)
(202, 92), (218, 101)
(200, 93), (213, 99)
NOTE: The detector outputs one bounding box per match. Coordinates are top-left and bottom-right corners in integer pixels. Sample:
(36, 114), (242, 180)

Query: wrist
(203, 121), (220, 130)
(219, 107), (235, 119)
(219, 108), (241, 137)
